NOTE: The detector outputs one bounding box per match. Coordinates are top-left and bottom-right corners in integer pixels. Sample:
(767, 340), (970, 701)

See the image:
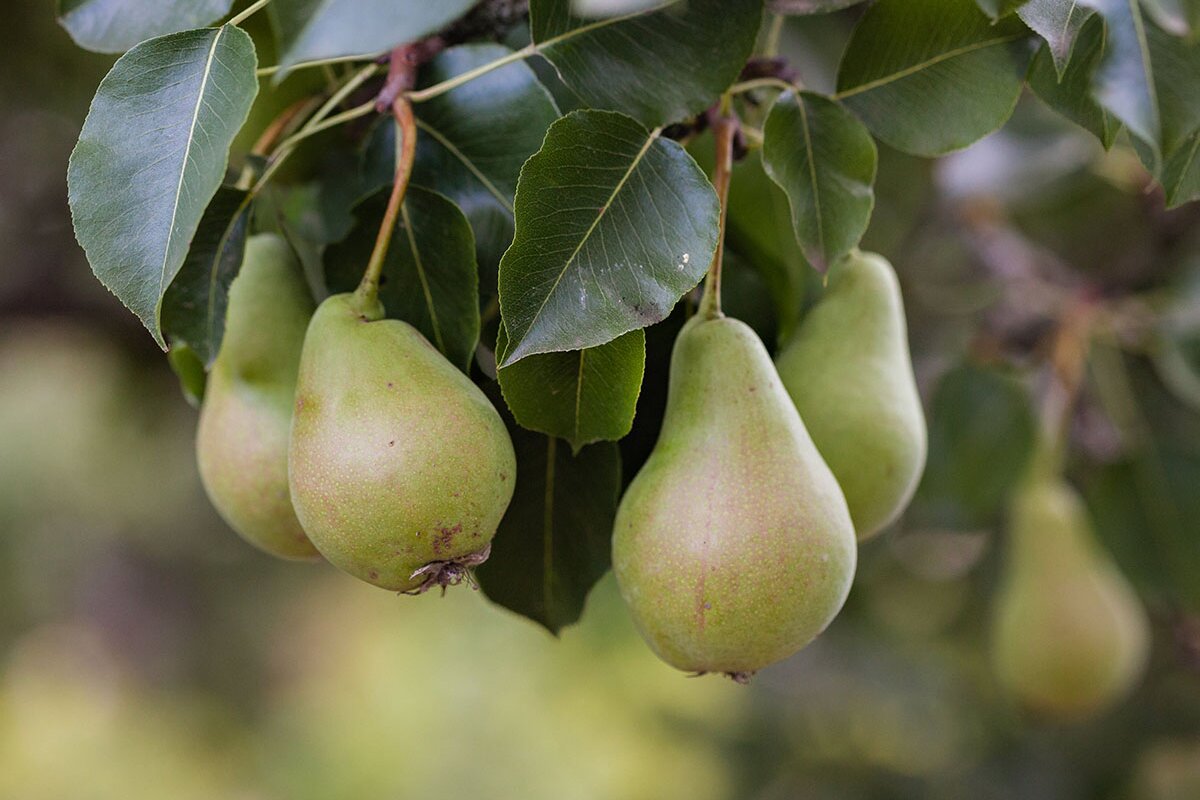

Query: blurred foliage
(1, 2), (1199, 799)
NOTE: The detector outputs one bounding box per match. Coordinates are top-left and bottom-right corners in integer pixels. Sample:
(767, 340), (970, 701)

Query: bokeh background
(3, 2), (1200, 798)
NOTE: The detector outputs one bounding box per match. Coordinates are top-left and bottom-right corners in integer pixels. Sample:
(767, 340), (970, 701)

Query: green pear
(612, 313), (857, 681)
(775, 251), (926, 539)
(196, 234), (318, 560)
(288, 292), (516, 592)
(992, 474), (1150, 718)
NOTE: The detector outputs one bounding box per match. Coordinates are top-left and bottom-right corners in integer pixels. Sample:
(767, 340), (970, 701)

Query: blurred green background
(2, 2), (1200, 798)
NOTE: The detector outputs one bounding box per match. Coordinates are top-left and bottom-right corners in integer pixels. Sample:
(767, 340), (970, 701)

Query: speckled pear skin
(288, 293), (516, 592)
(992, 476), (1150, 719)
(196, 234), (319, 561)
(775, 251), (926, 540)
(613, 314), (857, 677)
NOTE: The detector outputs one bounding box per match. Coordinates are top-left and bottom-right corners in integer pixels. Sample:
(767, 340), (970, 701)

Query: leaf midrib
(416, 117), (513, 214)
(836, 33), (1027, 99)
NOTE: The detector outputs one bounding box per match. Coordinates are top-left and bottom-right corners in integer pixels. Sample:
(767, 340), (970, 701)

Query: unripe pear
(196, 234), (318, 560)
(992, 474), (1150, 718)
(775, 251), (926, 539)
(288, 292), (516, 592)
(613, 313), (857, 681)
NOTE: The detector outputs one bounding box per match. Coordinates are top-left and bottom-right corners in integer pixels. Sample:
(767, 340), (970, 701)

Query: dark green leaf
(161, 187), (252, 365)
(1148, 22), (1200, 159)
(167, 342), (207, 407)
(57, 0), (233, 53)
(325, 187), (480, 372)
(67, 26), (259, 349)
(530, 0), (763, 127)
(496, 325), (645, 450)
(1078, 0), (1161, 170)
(835, 0), (1032, 156)
(571, 0), (665, 14)
(912, 363), (1037, 528)
(975, 0), (1030, 18)
(1141, 0), (1200, 37)
(1028, 16), (1121, 148)
(497, 110), (719, 365)
(1019, 0), (1093, 76)
(1163, 130), (1200, 206)
(762, 91), (877, 272)
(477, 426), (621, 634)
(273, 0), (476, 73)
(770, 0), (867, 12)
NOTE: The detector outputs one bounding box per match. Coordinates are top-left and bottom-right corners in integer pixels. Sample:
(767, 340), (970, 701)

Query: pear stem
(698, 108), (737, 321)
(1035, 300), (1097, 478)
(354, 48), (420, 315)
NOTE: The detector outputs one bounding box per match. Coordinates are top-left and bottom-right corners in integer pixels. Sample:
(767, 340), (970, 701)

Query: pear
(288, 292), (516, 592)
(775, 251), (926, 539)
(992, 474), (1150, 718)
(196, 234), (318, 560)
(612, 313), (857, 680)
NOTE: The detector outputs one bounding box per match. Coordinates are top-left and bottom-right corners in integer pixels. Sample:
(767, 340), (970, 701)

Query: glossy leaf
(57, 0), (233, 53)
(1163, 130), (1200, 207)
(67, 26), (258, 349)
(161, 187), (252, 365)
(1078, 0), (1161, 170)
(497, 110), (719, 365)
(976, 0), (1030, 17)
(769, 0), (867, 12)
(1028, 16), (1121, 148)
(167, 342), (207, 407)
(273, 0), (476, 73)
(572, 0), (666, 15)
(1148, 22), (1200, 159)
(477, 424), (621, 634)
(762, 91), (877, 272)
(835, 0), (1032, 156)
(1019, 0), (1093, 76)
(325, 187), (480, 372)
(496, 325), (645, 450)
(530, 0), (763, 127)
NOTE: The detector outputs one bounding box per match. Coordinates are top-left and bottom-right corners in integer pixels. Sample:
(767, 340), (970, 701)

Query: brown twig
(698, 109), (738, 320)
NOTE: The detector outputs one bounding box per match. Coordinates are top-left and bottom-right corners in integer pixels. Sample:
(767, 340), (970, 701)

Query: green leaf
(496, 325), (645, 450)
(762, 91), (877, 272)
(1163, 130), (1200, 206)
(530, 0), (763, 127)
(477, 425), (621, 634)
(1028, 15), (1122, 148)
(167, 342), (207, 407)
(412, 44), (560, 278)
(1141, 0), (1200, 37)
(1019, 0), (1093, 75)
(572, 0), (666, 15)
(975, 0), (1030, 17)
(1078, 0), (1162, 170)
(273, 0), (476, 73)
(57, 0), (234, 53)
(325, 187), (480, 372)
(835, 0), (1032, 156)
(497, 110), (719, 365)
(67, 26), (259, 349)
(912, 363), (1037, 528)
(769, 0), (867, 12)
(161, 187), (252, 366)
(1148, 21), (1200, 159)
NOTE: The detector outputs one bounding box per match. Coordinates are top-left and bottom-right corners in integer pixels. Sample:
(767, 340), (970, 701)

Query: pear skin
(613, 313), (857, 679)
(775, 251), (926, 539)
(196, 234), (319, 560)
(992, 476), (1150, 718)
(288, 293), (516, 592)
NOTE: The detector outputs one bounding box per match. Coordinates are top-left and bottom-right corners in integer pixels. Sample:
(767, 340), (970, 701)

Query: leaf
(1141, 0), (1200, 37)
(835, 0), (1032, 156)
(1019, 0), (1093, 76)
(477, 422), (621, 634)
(497, 110), (719, 365)
(1147, 21), (1200, 159)
(1163, 129), (1200, 207)
(911, 363), (1037, 529)
(762, 91), (877, 272)
(769, 0), (867, 12)
(975, 0), (1031, 17)
(1028, 15), (1121, 148)
(67, 26), (259, 349)
(571, 0), (667, 15)
(1077, 0), (1162, 170)
(57, 0), (233, 53)
(325, 186), (480, 372)
(411, 44), (560, 278)
(273, 0), (476, 73)
(530, 0), (763, 127)
(161, 187), (252, 365)
(167, 342), (207, 407)
(496, 325), (645, 450)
